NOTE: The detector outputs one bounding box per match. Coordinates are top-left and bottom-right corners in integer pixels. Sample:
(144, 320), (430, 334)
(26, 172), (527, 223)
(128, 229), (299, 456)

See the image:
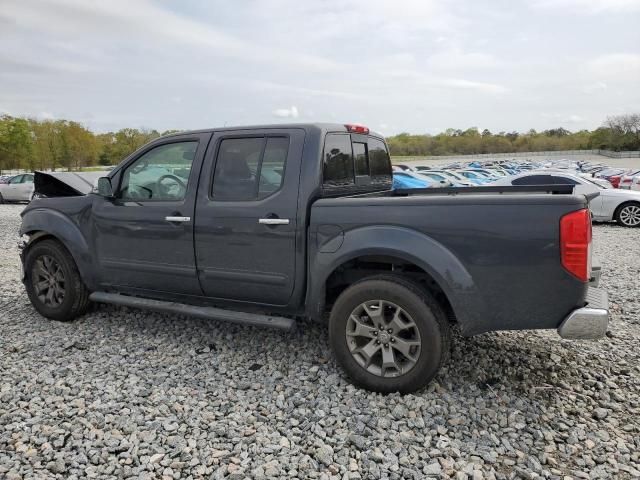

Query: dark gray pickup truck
(19, 123), (609, 393)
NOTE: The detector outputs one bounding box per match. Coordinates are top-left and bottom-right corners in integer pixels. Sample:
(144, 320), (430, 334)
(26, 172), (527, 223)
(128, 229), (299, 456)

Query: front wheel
(615, 202), (640, 227)
(329, 275), (450, 393)
(24, 239), (91, 321)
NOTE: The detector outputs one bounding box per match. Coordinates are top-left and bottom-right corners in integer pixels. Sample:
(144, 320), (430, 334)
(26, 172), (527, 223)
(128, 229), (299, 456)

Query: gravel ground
(0, 203), (638, 480)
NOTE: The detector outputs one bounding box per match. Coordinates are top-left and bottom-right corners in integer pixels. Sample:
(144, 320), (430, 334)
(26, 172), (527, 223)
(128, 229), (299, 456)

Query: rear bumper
(590, 258), (602, 287)
(558, 287), (609, 340)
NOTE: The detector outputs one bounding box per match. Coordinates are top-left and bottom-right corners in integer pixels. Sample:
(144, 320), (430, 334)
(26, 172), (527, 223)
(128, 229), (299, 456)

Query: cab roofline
(160, 123), (384, 140)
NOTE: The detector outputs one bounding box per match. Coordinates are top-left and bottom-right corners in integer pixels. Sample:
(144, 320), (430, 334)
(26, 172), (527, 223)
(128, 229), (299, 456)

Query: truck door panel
(194, 129), (304, 305)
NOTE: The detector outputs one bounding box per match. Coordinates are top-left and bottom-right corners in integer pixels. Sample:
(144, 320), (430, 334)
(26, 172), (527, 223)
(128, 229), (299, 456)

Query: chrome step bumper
(590, 257), (602, 287)
(558, 287), (609, 340)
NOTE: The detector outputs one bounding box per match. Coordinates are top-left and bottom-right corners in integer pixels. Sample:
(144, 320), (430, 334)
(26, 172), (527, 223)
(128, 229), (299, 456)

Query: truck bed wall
(308, 193), (589, 335)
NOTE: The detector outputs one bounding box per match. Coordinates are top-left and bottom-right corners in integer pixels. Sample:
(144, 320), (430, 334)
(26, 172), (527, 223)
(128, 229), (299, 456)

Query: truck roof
(161, 123), (385, 140)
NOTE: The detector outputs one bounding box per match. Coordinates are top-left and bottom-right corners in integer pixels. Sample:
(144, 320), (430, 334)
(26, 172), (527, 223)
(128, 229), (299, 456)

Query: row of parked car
(392, 159), (640, 227)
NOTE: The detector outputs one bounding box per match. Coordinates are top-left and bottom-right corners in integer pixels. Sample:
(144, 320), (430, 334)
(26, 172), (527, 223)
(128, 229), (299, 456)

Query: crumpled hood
(34, 171), (104, 197)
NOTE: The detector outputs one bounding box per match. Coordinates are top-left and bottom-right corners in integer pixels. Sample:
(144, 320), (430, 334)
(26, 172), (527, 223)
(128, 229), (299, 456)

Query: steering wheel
(157, 174), (186, 198)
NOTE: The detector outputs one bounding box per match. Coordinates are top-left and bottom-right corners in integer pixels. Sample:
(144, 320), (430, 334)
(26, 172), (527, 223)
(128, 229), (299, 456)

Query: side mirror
(96, 177), (115, 198)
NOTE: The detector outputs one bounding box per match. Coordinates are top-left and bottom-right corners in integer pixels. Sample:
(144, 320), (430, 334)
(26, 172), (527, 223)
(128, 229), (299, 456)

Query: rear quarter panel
(309, 193), (589, 335)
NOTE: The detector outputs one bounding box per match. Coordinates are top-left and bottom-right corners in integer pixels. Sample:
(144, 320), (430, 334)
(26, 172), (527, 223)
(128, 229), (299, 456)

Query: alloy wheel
(32, 255), (66, 307)
(619, 205), (640, 227)
(346, 300), (421, 377)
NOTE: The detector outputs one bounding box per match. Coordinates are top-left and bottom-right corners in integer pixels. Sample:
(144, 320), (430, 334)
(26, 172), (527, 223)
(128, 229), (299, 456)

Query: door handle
(258, 218), (290, 225)
(165, 216), (191, 223)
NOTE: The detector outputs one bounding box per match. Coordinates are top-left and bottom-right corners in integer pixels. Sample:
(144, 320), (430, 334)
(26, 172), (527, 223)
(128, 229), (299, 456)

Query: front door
(4, 175), (24, 200)
(194, 128), (304, 305)
(91, 133), (210, 294)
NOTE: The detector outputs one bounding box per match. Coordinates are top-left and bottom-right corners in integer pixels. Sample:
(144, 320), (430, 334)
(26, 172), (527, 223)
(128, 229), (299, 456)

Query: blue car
(392, 172), (434, 190)
(455, 170), (493, 185)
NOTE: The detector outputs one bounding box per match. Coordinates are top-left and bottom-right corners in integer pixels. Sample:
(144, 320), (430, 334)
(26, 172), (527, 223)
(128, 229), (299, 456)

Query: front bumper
(558, 287), (609, 340)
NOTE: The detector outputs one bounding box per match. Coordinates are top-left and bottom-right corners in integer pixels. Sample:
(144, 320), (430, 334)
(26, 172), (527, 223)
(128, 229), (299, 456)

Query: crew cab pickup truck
(19, 123), (609, 393)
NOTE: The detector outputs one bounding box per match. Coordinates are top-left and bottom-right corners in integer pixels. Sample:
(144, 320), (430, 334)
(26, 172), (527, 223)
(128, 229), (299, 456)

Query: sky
(0, 0), (639, 136)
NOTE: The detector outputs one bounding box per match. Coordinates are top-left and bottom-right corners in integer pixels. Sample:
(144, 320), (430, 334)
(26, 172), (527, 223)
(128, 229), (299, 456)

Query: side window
(22, 174), (34, 184)
(353, 142), (368, 176)
(119, 141), (197, 201)
(9, 175), (23, 184)
(259, 137), (288, 199)
(323, 134), (354, 187)
(553, 176), (578, 185)
(212, 136), (289, 201)
(512, 175), (553, 186)
(369, 138), (392, 180)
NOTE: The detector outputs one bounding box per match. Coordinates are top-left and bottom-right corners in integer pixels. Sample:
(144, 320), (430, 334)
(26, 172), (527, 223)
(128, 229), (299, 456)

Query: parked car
(0, 175), (13, 184)
(392, 171), (433, 190)
(0, 173), (35, 203)
(618, 170), (640, 190)
(19, 123), (608, 393)
(414, 168), (474, 186)
(455, 170), (493, 185)
(492, 171), (640, 227)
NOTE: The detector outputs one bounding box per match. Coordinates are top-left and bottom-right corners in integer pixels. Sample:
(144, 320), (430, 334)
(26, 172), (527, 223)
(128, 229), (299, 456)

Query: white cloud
(588, 54), (640, 76)
(532, 0), (640, 13)
(426, 50), (500, 70)
(272, 106), (299, 119)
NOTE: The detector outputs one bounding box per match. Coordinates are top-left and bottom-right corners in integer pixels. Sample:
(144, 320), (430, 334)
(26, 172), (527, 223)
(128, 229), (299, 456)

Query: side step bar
(89, 292), (295, 331)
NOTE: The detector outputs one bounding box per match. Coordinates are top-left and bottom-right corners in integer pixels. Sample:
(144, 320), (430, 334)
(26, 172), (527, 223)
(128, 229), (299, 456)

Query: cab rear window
(322, 133), (391, 192)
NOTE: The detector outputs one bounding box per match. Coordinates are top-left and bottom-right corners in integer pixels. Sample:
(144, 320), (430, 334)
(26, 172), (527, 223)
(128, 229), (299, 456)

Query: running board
(89, 292), (295, 331)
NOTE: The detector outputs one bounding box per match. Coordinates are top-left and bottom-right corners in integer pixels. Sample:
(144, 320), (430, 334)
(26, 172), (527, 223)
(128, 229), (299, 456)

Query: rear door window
(212, 136), (289, 201)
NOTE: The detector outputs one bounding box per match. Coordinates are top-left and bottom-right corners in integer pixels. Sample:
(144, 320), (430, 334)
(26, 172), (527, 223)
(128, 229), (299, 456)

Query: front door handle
(165, 216), (191, 223)
(258, 218), (290, 225)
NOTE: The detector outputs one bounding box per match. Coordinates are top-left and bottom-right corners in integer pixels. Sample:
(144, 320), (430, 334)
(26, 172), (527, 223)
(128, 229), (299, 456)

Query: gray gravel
(1, 203), (639, 480)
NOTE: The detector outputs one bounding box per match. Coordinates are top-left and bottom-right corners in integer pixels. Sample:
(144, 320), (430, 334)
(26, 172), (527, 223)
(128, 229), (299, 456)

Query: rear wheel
(24, 239), (91, 321)
(329, 275), (450, 393)
(615, 202), (640, 227)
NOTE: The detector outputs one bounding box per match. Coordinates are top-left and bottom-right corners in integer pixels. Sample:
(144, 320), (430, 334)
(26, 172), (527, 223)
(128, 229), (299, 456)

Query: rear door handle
(165, 216), (191, 223)
(258, 218), (290, 225)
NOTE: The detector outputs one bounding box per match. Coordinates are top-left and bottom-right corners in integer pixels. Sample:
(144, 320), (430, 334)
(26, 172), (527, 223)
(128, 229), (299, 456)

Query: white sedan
(491, 171), (640, 227)
(0, 174), (35, 203)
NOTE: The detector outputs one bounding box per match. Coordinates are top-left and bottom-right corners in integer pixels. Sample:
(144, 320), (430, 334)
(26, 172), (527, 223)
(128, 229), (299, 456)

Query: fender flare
(306, 225), (485, 335)
(20, 208), (97, 289)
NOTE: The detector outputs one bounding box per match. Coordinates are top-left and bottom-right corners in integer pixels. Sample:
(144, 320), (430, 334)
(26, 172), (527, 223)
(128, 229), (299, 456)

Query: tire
(329, 275), (451, 394)
(24, 239), (91, 321)
(615, 202), (640, 228)
(0, 192), (4, 204)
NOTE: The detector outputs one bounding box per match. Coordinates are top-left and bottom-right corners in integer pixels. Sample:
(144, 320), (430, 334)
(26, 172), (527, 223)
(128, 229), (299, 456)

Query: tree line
(0, 115), (179, 174)
(387, 114), (640, 157)
(1, 113), (639, 173)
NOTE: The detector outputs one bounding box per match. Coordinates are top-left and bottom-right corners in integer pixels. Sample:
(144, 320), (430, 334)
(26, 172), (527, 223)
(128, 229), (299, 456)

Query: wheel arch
(306, 225), (484, 335)
(20, 209), (97, 289)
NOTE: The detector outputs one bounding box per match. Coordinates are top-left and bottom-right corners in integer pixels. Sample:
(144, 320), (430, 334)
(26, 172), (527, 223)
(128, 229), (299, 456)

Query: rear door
(19, 174), (34, 201)
(194, 128), (305, 305)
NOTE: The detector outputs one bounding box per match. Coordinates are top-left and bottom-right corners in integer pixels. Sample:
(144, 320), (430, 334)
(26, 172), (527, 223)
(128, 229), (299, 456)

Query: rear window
(322, 133), (391, 192)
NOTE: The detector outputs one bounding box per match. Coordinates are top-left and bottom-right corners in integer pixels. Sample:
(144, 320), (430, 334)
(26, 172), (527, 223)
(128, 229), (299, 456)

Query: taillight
(345, 124), (370, 134)
(560, 208), (591, 282)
